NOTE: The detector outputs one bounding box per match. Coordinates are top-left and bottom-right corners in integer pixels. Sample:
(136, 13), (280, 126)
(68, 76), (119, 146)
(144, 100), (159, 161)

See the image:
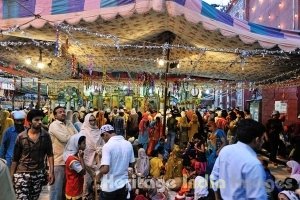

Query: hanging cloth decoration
(54, 29), (60, 57)
(61, 37), (69, 57)
(102, 65), (106, 84)
(88, 55), (94, 76)
(71, 54), (77, 78)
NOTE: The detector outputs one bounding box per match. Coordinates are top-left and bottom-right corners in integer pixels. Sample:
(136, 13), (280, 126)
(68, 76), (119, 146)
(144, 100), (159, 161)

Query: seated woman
(135, 148), (150, 177)
(278, 178), (300, 200)
(150, 148), (164, 178)
(287, 160), (300, 186)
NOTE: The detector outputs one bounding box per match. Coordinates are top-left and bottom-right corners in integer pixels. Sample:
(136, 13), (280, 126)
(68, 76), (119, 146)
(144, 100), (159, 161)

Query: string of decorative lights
(0, 16), (300, 87)
(0, 41), (55, 47)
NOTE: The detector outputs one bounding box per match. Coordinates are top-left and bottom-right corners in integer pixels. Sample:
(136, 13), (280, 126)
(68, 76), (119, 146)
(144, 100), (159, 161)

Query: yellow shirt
(150, 157), (163, 178)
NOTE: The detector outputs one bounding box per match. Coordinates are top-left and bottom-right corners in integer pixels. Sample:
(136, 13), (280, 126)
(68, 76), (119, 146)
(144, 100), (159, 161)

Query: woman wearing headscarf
(147, 115), (163, 155)
(188, 114), (199, 142)
(164, 145), (183, 181)
(178, 111), (189, 148)
(127, 108), (139, 139)
(287, 160), (300, 186)
(278, 178), (300, 200)
(72, 112), (82, 132)
(134, 148), (150, 177)
(138, 113), (150, 151)
(79, 113), (105, 198)
(0, 110), (14, 143)
(98, 111), (107, 128)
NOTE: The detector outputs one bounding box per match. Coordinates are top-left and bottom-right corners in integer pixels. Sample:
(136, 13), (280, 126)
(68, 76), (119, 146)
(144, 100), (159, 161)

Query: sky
(203, 0), (230, 6)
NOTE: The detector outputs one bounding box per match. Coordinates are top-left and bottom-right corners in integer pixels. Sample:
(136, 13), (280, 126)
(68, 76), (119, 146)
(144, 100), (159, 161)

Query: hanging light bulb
(177, 62), (180, 68)
(241, 58), (245, 71)
(25, 57), (32, 65)
(157, 58), (165, 66)
(37, 49), (44, 69)
(37, 62), (44, 69)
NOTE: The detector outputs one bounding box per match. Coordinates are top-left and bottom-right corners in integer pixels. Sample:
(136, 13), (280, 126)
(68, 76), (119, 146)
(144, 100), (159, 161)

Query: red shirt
(65, 155), (84, 198)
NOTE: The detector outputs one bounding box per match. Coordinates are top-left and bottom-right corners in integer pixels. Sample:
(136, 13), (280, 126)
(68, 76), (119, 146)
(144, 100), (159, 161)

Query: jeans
(100, 186), (127, 200)
(50, 165), (66, 200)
(167, 131), (176, 151)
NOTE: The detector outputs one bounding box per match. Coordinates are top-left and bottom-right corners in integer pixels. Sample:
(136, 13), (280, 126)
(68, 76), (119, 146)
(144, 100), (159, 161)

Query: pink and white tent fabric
(1, 0), (300, 51)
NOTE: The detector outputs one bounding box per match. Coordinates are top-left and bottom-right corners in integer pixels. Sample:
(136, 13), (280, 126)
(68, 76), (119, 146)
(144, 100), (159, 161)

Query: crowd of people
(0, 105), (299, 200)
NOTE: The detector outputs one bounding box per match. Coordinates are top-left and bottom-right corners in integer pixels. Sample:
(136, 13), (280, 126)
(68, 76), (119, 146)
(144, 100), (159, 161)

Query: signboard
(275, 101), (287, 114)
(0, 78), (14, 90)
(236, 89), (243, 107)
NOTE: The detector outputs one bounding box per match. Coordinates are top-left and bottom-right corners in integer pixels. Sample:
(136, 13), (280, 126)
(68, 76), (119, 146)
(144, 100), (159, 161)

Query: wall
(261, 87), (300, 126)
(248, 0), (296, 30)
(227, 0), (299, 30)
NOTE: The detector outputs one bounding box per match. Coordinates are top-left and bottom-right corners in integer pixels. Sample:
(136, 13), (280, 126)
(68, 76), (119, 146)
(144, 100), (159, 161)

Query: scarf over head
(63, 133), (85, 162)
(287, 160), (300, 175)
(139, 113), (149, 134)
(135, 148), (150, 177)
(80, 113), (104, 167)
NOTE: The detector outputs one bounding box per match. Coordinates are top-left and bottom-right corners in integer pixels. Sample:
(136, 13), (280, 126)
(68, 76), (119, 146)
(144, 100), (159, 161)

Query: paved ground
(39, 158), (289, 200)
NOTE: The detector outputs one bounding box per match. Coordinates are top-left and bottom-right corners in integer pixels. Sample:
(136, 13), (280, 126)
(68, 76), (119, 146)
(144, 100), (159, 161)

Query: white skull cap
(100, 124), (115, 134)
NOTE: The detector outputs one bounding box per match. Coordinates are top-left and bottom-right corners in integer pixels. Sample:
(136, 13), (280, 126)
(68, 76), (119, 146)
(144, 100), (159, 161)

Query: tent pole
(163, 32), (175, 136)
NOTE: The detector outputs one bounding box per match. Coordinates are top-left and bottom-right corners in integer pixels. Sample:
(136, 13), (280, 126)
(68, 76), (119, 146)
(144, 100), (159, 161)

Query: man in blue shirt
(0, 110), (26, 167)
(210, 119), (267, 200)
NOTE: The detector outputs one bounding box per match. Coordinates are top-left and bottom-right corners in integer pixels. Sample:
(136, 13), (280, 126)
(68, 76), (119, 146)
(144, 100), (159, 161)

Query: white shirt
(194, 175), (209, 199)
(210, 142), (267, 200)
(101, 135), (135, 192)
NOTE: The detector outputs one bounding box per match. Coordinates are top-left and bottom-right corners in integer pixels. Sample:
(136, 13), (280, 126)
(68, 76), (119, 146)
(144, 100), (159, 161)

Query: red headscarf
(139, 113), (149, 134)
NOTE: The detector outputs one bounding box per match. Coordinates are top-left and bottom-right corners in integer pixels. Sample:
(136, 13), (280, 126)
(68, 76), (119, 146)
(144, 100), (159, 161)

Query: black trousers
(269, 139), (279, 162)
(100, 186), (127, 200)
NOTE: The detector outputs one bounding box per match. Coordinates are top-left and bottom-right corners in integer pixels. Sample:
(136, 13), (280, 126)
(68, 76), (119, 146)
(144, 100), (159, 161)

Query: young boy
(63, 134), (86, 200)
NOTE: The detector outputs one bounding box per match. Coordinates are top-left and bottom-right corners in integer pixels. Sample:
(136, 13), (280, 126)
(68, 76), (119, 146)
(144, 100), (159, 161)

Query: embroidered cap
(100, 124), (115, 135)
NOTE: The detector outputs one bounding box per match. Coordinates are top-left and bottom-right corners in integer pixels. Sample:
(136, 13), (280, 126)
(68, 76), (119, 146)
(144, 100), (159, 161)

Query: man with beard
(0, 110), (26, 167)
(10, 109), (54, 200)
(49, 106), (77, 200)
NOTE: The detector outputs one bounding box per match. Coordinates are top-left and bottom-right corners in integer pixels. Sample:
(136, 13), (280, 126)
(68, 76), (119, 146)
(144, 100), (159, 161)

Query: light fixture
(37, 49), (44, 69)
(37, 62), (44, 69)
(251, 6), (256, 12)
(177, 62), (180, 68)
(259, 16), (263, 21)
(205, 89), (210, 94)
(157, 58), (165, 66)
(25, 57), (32, 65)
(295, 14), (298, 18)
(278, 24), (281, 28)
(268, 15), (271, 19)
